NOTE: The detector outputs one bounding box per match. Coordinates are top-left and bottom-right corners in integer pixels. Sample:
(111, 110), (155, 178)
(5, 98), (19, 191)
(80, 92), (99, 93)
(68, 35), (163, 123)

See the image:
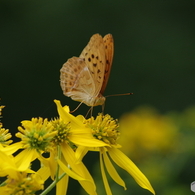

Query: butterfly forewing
(100, 34), (114, 94)
(79, 34), (106, 96)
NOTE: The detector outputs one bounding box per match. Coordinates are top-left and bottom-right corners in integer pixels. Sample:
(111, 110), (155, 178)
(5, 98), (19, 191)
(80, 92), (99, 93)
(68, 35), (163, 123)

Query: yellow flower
(78, 113), (155, 195)
(118, 107), (178, 160)
(50, 100), (109, 195)
(54, 100), (108, 148)
(10, 117), (57, 171)
(0, 149), (43, 195)
(0, 172), (43, 195)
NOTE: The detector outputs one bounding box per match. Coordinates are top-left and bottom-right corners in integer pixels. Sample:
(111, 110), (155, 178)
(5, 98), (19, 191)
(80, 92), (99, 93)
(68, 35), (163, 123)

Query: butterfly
(60, 33), (114, 107)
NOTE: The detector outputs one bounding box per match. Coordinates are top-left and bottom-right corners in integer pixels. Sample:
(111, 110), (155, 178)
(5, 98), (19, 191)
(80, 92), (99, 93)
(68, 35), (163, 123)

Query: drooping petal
(100, 151), (112, 195)
(108, 147), (155, 195)
(75, 146), (88, 162)
(38, 152), (57, 180)
(57, 158), (85, 181)
(61, 143), (97, 195)
(36, 166), (50, 182)
(56, 172), (69, 195)
(102, 148), (126, 190)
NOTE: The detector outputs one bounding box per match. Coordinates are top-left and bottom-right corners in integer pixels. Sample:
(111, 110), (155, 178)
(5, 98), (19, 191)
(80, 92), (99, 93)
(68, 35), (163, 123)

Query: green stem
(39, 172), (66, 195)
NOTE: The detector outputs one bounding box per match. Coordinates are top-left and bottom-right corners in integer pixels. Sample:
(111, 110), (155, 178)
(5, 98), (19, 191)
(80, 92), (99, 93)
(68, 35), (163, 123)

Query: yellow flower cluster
(119, 106), (178, 160)
(0, 100), (155, 195)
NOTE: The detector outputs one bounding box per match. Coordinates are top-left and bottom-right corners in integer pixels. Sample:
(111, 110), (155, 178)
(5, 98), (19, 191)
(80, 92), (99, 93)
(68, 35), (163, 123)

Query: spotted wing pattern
(60, 57), (95, 104)
(79, 34), (106, 97)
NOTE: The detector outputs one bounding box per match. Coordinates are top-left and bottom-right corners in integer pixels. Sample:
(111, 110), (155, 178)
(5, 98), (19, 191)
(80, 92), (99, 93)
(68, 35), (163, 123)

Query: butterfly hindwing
(60, 57), (96, 103)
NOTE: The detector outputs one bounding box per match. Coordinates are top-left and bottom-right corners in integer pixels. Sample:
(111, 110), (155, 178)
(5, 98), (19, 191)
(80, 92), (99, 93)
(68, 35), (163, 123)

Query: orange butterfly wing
(79, 34), (106, 97)
(100, 34), (114, 94)
(60, 33), (114, 107)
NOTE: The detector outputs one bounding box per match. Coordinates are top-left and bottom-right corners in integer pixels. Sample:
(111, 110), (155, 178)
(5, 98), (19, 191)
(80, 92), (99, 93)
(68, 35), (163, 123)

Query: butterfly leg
(101, 102), (105, 114)
(85, 107), (93, 118)
(70, 102), (83, 113)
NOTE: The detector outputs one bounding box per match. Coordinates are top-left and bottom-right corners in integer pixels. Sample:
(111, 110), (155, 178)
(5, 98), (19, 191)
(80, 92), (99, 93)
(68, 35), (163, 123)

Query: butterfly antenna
(70, 102), (83, 113)
(105, 92), (133, 98)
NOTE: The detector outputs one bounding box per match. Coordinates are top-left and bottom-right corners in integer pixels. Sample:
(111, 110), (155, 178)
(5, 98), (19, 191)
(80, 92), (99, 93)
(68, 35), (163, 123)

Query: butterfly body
(60, 34), (114, 107)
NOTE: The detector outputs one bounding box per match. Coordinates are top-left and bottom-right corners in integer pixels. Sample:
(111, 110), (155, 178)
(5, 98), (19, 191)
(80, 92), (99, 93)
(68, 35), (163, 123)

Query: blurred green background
(1, 0), (195, 194)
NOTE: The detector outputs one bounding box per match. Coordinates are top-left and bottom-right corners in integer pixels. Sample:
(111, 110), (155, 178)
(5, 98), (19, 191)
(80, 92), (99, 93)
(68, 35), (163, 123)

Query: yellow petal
(61, 143), (97, 195)
(63, 105), (70, 113)
(56, 173), (69, 195)
(57, 158), (85, 181)
(36, 166), (50, 182)
(108, 148), (155, 194)
(75, 146), (88, 162)
(0, 150), (18, 178)
(0, 142), (23, 155)
(70, 133), (108, 148)
(38, 153), (57, 180)
(100, 151), (112, 195)
(56, 164), (69, 195)
(102, 148), (126, 190)
(54, 100), (84, 128)
(15, 149), (38, 170)
(76, 114), (85, 122)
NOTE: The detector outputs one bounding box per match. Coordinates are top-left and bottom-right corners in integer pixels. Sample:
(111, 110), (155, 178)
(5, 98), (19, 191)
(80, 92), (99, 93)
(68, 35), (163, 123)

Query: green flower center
(17, 118), (56, 152)
(51, 119), (71, 145)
